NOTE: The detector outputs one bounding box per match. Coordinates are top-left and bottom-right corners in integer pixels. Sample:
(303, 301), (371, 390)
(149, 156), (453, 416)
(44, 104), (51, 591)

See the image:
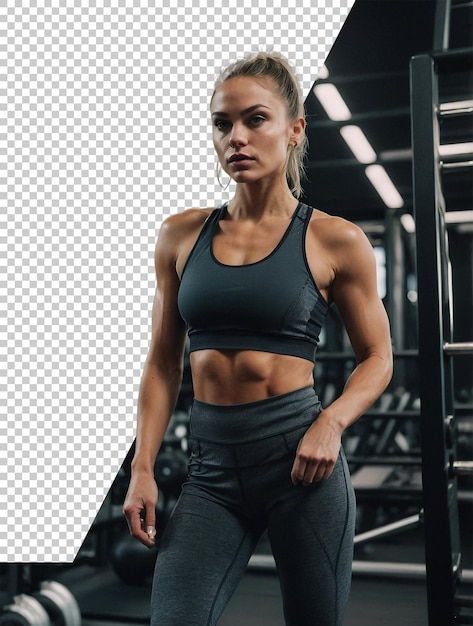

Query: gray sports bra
(177, 202), (329, 363)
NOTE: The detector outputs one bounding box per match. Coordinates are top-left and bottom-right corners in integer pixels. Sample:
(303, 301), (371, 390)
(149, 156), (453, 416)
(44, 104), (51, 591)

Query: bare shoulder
(159, 207), (214, 241)
(308, 208), (375, 273)
(309, 208), (367, 245)
(156, 207), (213, 252)
(155, 207), (215, 274)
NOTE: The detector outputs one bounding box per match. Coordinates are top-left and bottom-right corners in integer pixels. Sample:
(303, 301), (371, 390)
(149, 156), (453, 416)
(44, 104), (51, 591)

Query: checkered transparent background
(2, 0), (354, 561)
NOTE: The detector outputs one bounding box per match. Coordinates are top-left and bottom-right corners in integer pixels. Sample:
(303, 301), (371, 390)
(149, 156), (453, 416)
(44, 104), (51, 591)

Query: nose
(229, 122), (248, 148)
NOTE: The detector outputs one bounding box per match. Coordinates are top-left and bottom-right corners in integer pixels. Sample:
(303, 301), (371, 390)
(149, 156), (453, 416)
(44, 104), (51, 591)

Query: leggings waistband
(190, 385), (321, 444)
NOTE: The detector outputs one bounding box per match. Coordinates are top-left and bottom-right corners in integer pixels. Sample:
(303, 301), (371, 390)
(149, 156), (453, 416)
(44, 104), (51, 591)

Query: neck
(228, 179), (299, 221)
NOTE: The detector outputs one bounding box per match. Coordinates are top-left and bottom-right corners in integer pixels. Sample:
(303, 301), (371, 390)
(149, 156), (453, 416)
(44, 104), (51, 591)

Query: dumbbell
(1, 594), (51, 626)
(1, 582), (81, 626)
(33, 582), (81, 626)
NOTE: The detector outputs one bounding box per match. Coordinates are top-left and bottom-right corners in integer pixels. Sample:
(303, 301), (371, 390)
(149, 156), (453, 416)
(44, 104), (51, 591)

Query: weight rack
(410, 45), (473, 625)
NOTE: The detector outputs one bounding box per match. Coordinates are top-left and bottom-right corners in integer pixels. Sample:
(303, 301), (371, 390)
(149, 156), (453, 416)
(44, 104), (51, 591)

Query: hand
(122, 471), (159, 548)
(290, 414), (342, 486)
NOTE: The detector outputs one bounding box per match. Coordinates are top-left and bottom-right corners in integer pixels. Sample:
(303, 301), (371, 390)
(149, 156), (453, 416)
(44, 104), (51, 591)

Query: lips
(228, 154), (253, 163)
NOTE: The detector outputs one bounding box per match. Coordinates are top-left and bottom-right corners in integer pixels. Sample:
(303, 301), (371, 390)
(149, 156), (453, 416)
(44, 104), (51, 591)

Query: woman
(123, 52), (393, 626)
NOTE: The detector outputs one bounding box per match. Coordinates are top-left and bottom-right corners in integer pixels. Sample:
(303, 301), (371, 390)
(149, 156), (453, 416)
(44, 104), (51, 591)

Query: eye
(214, 119), (231, 132)
(249, 115), (266, 126)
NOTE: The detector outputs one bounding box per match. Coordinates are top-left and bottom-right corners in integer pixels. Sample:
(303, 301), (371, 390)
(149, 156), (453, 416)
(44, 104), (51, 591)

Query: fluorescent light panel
(312, 83), (407, 210)
(400, 213), (416, 233)
(312, 83), (351, 121)
(365, 165), (404, 209)
(340, 125), (377, 164)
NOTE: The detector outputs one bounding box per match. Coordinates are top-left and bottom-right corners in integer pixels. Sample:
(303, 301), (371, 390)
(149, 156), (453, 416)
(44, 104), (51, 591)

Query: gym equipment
(110, 533), (158, 586)
(33, 582), (81, 626)
(0, 582), (81, 626)
(410, 39), (473, 625)
(1, 594), (51, 626)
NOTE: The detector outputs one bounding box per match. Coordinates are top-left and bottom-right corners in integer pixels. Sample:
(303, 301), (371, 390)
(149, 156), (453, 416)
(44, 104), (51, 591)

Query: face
(210, 76), (304, 187)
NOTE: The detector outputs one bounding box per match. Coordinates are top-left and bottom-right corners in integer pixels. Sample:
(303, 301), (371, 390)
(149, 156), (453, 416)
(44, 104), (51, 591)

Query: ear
(289, 116), (306, 147)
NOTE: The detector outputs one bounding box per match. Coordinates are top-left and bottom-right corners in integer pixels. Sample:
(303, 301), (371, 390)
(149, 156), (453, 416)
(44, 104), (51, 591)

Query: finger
(291, 459), (307, 485)
(123, 504), (141, 533)
(134, 518), (157, 548)
(124, 504), (156, 547)
(313, 460), (334, 482)
(145, 505), (157, 543)
(298, 461), (318, 486)
(302, 474), (314, 487)
(290, 441), (306, 485)
(130, 509), (145, 537)
(291, 461), (306, 485)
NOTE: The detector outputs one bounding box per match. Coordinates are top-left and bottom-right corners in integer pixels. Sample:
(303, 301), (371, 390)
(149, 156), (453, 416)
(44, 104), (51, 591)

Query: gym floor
(53, 516), (472, 626)
(61, 568), (428, 626)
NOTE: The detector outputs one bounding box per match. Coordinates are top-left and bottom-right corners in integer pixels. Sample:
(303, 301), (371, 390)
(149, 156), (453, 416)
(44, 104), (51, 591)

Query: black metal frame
(410, 48), (473, 625)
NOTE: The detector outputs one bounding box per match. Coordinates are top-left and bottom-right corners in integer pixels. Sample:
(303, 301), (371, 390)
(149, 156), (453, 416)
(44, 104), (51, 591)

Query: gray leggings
(151, 386), (356, 626)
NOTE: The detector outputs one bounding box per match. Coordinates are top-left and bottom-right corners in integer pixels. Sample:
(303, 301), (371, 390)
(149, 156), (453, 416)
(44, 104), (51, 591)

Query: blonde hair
(212, 51), (307, 199)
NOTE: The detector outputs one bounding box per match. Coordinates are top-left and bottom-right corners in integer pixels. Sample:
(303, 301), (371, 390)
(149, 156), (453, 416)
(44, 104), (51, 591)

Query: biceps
(335, 285), (391, 362)
(147, 288), (187, 370)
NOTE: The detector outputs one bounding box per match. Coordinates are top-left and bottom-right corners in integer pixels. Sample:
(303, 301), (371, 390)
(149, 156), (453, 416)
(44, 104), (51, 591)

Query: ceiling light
(400, 213), (416, 233)
(365, 165), (404, 209)
(313, 83), (351, 121)
(340, 125), (377, 163)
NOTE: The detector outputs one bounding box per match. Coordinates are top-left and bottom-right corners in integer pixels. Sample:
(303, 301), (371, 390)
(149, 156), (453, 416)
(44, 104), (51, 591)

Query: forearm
(131, 360), (184, 475)
(320, 352), (393, 432)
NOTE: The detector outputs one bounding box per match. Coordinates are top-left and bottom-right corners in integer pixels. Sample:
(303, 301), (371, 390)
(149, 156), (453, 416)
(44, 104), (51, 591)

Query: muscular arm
(291, 220), (393, 485)
(123, 215), (188, 545)
(323, 222), (393, 427)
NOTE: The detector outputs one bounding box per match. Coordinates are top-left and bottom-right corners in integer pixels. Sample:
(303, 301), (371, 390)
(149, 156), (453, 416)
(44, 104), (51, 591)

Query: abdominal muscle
(189, 349), (315, 405)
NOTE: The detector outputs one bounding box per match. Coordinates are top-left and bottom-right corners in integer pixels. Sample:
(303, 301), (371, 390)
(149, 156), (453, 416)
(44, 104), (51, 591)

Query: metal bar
(347, 455), (421, 466)
(451, 1), (473, 9)
(385, 209), (406, 351)
(352, 565), (473, 583)
(455, 595), (473, 608)
(433, 0), (451, 51)
(362, 411), (420, 419)
(316, 349), (420, 360)
(439, 106), (473, 116)
(444, 341), (473, 354)
(354, 487), (423, 498)
(441, 160), (473, 169)
(430, 47), (473, 67)
(355, 488), (471, 504)
(353, 513), (422, 546)
(306, 153), (473, 170)
(452, 460), (473, 475)
(313, 69), (407, 86)
(445, 210), (473, 223)
(352, 561), (426, 579)
(248, 555), (473, 584)
(410, 52), (461, 626)
(306, 106), (411, 129)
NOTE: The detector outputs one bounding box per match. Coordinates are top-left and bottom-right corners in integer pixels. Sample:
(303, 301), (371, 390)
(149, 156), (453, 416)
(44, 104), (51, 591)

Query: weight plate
(0, 609), (31, 625)
(1, 594), (51, 626)
(39, 583), (81, 626)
